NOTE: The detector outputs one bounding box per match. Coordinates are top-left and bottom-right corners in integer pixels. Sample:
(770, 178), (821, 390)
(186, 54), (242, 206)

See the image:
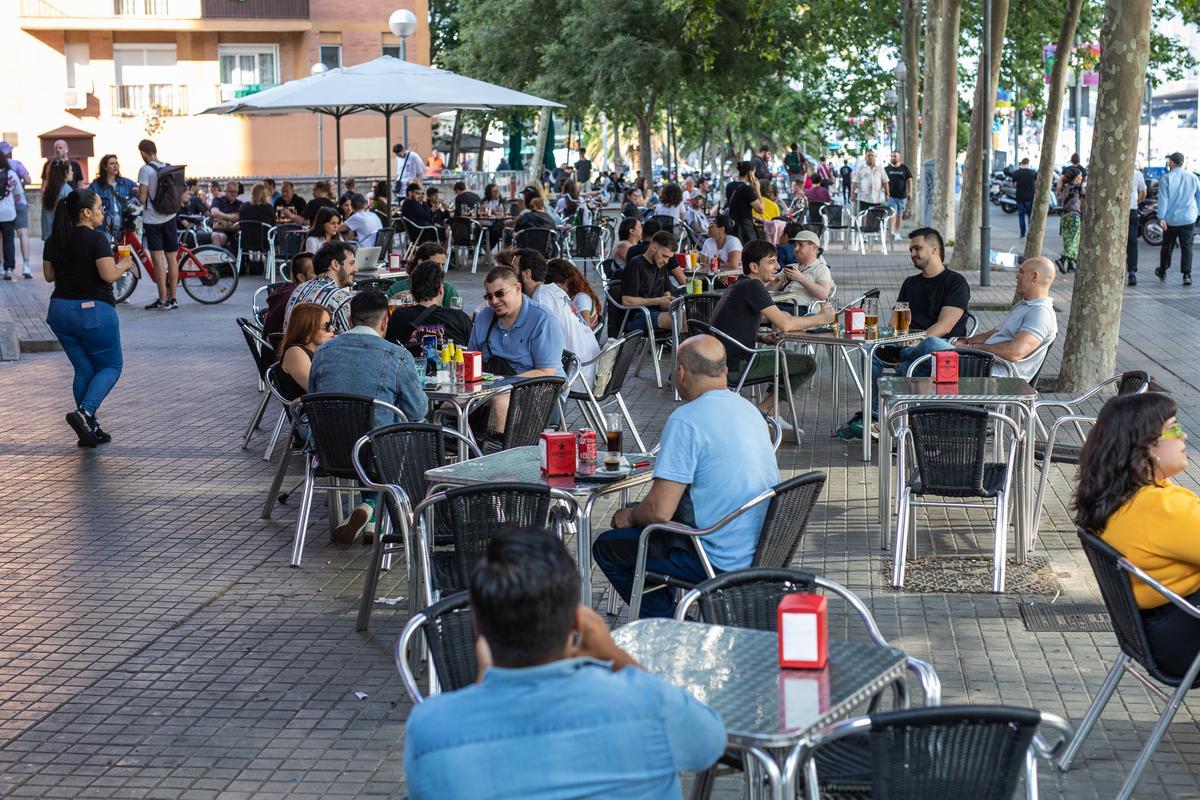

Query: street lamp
(885, 89), (898, 150)
(389, 8), (418, 149)
(894, 62), (908, 158)
(310, 62), (328, 175)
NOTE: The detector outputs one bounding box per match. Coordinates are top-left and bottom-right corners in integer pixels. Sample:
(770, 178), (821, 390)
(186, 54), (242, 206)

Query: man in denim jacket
(404, 527), (726, 799)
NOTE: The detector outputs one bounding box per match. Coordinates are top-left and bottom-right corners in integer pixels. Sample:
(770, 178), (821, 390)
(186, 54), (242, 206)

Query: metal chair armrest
(1033, 711), (1074, 759)
(1039, 413), (1096, 467)
(1118, 557), (1200, 619)
(395, 611), (429, 704)
(904, 656), (942, 706)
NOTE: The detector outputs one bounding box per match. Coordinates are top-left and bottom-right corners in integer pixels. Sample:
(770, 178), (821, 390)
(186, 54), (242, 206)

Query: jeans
(870, 337), (954, 414)
(592, 527), (714, 618)
(1127, 209), (1139, 274)
(45, 298), (124, 416)
(1142, 587), (1200, 677)
(0, 220), (14, 270)
(1017, 200), (1033, 237)
(1161, 222), (1194, 277)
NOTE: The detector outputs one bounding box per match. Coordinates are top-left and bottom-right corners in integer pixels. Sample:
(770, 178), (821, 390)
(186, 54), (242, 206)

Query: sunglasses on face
(484, 288), (513, 301)
(322, 321), (335, 332)
(1161, 422), (1185, 441)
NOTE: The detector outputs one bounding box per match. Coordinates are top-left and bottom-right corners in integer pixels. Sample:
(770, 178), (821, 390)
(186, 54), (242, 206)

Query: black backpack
(150, 162), (186, 216)
(0, 169), (9, 201)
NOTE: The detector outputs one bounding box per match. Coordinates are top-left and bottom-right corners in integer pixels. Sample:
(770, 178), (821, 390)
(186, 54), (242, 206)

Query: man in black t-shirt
(724, 161), (763, 245)
(837, 227), (971, 439)
(617, 231), (679, 336)
(274, 180), (307, 224)
(751, 146), (772, 181)
(883, 152), (913, 241)
(301, 180), (336, 224)
(711, 239), (833, 433)
(839, 160), (853, 205)
(385, 261), (472, 347)
(574, 149), (592, 186)
(1011, 158), (1038, 237)
(452, 181), (481, 217)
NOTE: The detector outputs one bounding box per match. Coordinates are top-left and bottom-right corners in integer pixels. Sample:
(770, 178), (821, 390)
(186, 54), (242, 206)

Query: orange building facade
(6, 0), (432, 181)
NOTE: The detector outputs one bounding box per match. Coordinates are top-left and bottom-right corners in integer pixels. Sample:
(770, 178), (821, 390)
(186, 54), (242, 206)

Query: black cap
(1168, 152), (1185, 166)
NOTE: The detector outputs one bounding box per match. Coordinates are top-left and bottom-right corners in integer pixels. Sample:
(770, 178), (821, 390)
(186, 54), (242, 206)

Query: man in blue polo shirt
(468, 265), (565, 434)
(593, 334), (780, 618)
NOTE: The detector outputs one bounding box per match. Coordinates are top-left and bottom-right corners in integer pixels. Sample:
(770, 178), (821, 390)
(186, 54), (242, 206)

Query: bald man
(40, 139), (84, 190)
(905, 257), (1058, 381)
(593, 335), (780, 618)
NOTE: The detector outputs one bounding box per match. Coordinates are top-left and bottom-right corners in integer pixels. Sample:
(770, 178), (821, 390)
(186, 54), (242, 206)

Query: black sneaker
(1186, 275), (1193, 287)
(145, 298), (168, 310)
(2, 270), (11, 281)
(1127, 273), (1137, 287)
(1155, 267), (1167, 281)
(166, 298), (179, 309)
(66, 410), (97, 448)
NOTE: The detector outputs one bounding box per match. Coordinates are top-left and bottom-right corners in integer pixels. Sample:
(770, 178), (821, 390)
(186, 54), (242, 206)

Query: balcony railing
(215, 83), (275, 102)
(201, 0), (308, 18)
(113, 84), (189, 116)
(114, 0), (171, 13)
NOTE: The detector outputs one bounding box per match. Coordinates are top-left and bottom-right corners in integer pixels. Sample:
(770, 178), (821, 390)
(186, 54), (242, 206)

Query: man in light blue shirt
(594, 334), (780, 618)
(1155, 152), (1200, 286)
(404, 528), (726, 799)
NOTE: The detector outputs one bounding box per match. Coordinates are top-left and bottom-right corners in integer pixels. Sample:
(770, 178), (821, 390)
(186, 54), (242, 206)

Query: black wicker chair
(819, 203), (853, 249)
(904, 347), (1005, 378)
(285, 393), (406, 566)
(350, 423), (482, 630)
(686, 320), (801, 433)
(448, 216), (486, 273)
(1029, 371), (1150, 539)
(410, 483), (577, 605)
(513, 227), (561, 259)
(237, 317), (278, 448)
(481, 376), (566, 453)
(891, 405), (1021, 593)
(236, 220), (272, 276)
(395, 591), (478, 702)
(268, 225), (306, 282)
(563, 333), (648, 452)
(625, 471), (827, 620)
(799, 705), (1071, 800)
(853, 205), (893, 255)
(373, 226), (395, 260)
(400, 217), (443, 257)
(1058, 529), (1200, 799)
(568, 224), (608, 267)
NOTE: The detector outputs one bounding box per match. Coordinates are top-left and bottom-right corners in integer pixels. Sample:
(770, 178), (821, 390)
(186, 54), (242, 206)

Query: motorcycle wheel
(1001, 202), (1017, 214)
(1141, 219), (1163, 247)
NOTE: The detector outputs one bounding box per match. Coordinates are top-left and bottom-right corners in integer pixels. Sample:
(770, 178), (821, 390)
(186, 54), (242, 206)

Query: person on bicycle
(135, 139), (179, 310)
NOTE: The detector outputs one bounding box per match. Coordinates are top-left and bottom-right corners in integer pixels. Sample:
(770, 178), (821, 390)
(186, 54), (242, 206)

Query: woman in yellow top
(1073, 392), (1196, 675)
(752, 181), (781, 221)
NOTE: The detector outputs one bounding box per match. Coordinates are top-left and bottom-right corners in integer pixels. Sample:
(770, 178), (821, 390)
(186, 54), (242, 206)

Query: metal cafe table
(423, 377), (514, 460)
(613, 619), (908, 800)
(767, 328), (924, 462)
(424, 445), (656, 604)
(877, 376), (1040, 561)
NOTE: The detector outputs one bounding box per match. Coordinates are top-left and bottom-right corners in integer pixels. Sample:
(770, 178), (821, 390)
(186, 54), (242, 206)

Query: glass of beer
(604, 412), (623, 470)
(892, 301), (911, 334)
(863, 298), (879, 339)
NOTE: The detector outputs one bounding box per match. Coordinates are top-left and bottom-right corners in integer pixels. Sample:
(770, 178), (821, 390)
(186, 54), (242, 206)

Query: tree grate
(881, 556), (1059, 595)
(1019, 602), (1112, 633)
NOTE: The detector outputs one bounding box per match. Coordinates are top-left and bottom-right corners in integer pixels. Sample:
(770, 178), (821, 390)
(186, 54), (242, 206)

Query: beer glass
(863, 298), (879, 339)
(892, 301), (911, 334)
(604, 412), (623, 470)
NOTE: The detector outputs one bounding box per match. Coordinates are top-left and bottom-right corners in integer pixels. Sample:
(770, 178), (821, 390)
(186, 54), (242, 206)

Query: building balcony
(19, 0), (311, 31)
(113, 84), (189, 117)
(214, 83), (276, 103)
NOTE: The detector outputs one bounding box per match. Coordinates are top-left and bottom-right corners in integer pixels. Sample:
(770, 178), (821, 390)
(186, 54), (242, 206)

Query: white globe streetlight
(310, 62), (329, 174)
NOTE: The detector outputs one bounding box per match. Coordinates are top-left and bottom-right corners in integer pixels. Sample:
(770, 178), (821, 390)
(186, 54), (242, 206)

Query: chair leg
(261, 436), (296, 519)
(1058, 653), (1129, 771)
(1033, 456), (1054, 541)
(992, 491), (1008, 593)
(892, 490), (912, 588)
(687, 765), (719, 800)
(1114, 658), (1200, 800)
(263, 409), (288, 461)
(614, 393), (647, 452)
(290, 457), (317, 567)
(355, 513), (391, 632)
(242, 391), (271, 449)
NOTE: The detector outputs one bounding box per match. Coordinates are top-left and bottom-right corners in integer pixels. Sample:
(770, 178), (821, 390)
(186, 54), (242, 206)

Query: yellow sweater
(753, 197), (780, 221)
(1102, 483), (1200, 609)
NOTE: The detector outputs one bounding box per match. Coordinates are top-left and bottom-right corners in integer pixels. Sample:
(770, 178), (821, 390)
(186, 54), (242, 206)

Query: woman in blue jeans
(43, 188), (125, 447)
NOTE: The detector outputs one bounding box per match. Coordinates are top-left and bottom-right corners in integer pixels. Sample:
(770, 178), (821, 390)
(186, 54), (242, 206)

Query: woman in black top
(43, 189), (126, 447)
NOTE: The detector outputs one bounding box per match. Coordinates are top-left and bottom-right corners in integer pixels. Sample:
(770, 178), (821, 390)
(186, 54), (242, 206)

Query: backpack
(150, 162), (186, 215)
(0, 169), (8, 201)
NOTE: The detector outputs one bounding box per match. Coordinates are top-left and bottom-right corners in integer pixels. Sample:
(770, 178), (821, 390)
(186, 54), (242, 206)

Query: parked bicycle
(111, 205), (238, 304)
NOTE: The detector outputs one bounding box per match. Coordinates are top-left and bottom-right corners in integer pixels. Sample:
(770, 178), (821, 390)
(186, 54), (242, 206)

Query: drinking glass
(863, 298), (879, 338)
(604, 412), (623, 470)
(448, 295), (463, 311)
(892, 301), (911, 334)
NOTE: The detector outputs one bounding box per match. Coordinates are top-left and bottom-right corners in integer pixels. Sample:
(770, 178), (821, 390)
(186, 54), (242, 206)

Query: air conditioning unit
(64, 88), (87, 110)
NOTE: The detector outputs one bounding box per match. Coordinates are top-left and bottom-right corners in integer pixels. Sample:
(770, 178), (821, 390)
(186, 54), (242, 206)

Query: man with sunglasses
(467, 266), (565, 434)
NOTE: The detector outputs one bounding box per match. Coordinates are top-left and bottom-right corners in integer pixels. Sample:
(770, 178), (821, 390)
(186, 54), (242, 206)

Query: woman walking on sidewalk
(43, 189), (125, 447)
(1056, 167), (1084, 273)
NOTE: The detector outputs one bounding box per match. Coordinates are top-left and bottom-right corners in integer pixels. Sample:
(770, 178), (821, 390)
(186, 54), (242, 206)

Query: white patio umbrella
(199, 55), (563, 187)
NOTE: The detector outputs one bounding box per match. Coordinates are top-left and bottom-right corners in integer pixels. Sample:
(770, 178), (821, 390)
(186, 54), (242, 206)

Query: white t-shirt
(986, 297), (1058, 380)
(653, 202), (686, 222)
(532, 282), (600, 387)
(701, 235), (743, 265)
(572, 292), (595, 319)
(344, 209), (383, 246)
(1130, 169), (1147, 211)
(555, 195), (592, 225)
(398, 151), (426, 184)
(853, 164), (887, 205)
(137, 160), (175, 225)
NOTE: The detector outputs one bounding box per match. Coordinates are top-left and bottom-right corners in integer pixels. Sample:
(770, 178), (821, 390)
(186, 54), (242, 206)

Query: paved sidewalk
(1, 215), (1199, 799)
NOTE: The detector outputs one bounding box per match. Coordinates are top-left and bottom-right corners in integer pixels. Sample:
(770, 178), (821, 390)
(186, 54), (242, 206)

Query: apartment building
(6, 0), (432, 180)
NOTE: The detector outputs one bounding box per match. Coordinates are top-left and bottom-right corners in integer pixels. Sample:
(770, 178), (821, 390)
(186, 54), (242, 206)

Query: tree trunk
(448, 111), (465, 171)
(475, 115), (490, 171)
(919, 0), (942, 226)
(903, 0), (922, 216)
(613, 123), (622, 172)
(534, 109), (552, 183)
(1023, 0), (1083, 260)
(931, 0), (961, 240)
(1057, 0), (1152, 392)
(949, 0), (1010, 269)
(633, 95), (657, 182)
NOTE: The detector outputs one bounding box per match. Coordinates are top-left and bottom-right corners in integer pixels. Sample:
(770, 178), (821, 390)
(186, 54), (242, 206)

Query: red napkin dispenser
(842, 307), (865, 334)
(462, 350), (483, 382)
(539, 431), (577, 476)
(933, 350), (960, 383)
(777, 593), (828, 669)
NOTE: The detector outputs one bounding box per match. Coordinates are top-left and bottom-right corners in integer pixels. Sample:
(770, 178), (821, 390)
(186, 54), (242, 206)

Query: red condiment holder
(933, 350), (960, 383)
(539, 431), (577, 476)
(842, 307), (865, 334)
(777, 593), (828, 670)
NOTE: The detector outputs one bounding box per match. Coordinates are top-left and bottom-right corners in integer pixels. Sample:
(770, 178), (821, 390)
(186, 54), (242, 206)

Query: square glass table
(425, 445), (656, 604)
(614, 619), (907, 800)
(423, 377), (515, 459)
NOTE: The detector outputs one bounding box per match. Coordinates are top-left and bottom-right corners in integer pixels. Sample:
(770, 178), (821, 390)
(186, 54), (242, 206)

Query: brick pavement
(1, 216), (1199, 798)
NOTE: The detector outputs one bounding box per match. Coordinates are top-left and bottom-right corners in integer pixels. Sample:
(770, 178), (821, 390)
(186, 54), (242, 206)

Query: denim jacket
(89, 177), (137, 240)
(404, 657), (727, 799)
(308, 327), (427, 427)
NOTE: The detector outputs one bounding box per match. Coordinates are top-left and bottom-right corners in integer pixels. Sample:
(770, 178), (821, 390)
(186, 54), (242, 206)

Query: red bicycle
(111, 208), (238, 304)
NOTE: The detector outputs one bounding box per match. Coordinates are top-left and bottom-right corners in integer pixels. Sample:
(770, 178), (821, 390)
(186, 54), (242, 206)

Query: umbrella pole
(385, 111), (392, 193)
(336, 113), (343, 190)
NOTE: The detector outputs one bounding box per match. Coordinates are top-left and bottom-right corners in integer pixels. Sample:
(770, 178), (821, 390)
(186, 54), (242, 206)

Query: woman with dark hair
(88, 154), (137, 242)
(304, 206), (343, 254)
(1073, 392), (1199, 675)
(700, 214), (743, 271)
(621, 188), (643, 220)
(278, 302), (335, 398)
(481, 183), (502, 214)
(653, 182), (686, 224)
(41, 160), (72, 242)
(546, 258), (600, 326)
(370, 181), (390, 216)
(43, 189), (126, 447)
(613, 216), (641, 267)
(555, 179), (591, 225)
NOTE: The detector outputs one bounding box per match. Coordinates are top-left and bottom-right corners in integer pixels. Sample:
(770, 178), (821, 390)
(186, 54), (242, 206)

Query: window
(319, 45), (342, 71)
(382, 45), (402, 60)
(113, 44), (183, 115)
(65, 42), (90, 90)
(218, 45), (279, 98)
